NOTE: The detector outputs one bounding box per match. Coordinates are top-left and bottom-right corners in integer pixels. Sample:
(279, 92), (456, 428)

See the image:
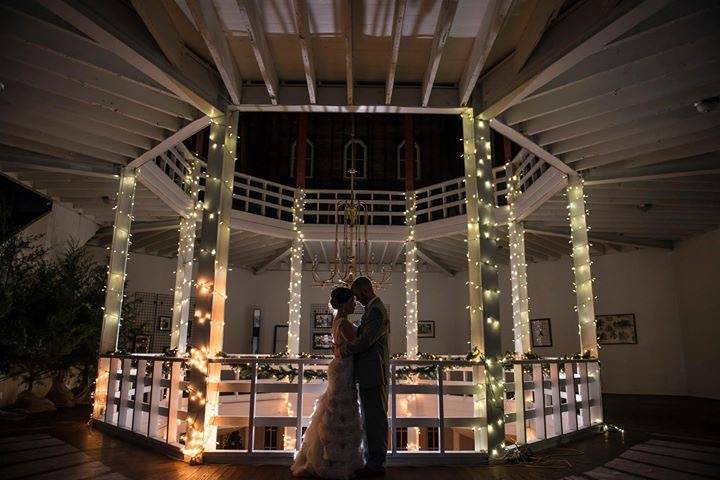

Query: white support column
(404, 191), (419, 359)
(185, 112), (237, 461)
(507, 172), (531, 355)
(566, 174), (598, 357)
(461, 109), (504, 459)
(287, 189), (305, 357)
(170, 157), (202, 353)
(99, 167), (137, 353)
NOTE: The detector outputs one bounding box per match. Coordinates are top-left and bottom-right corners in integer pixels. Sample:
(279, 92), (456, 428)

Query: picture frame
(530, 318), (553, 347)
(596, 313), (638, 345)
(134, 334), (151, 353)
(157, 315), (171, 332)
(313, 332), (334, 350)
(314, 312), (334, 329)
(273, 325), (288, 354)
(418, 321), (435, 338)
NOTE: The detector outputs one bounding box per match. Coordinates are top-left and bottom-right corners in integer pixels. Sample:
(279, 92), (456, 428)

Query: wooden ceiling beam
(421, 0), (458, 107)
(238, 0), (279, 104)
(254, 247), (291, 274)
(385, 0), (407, 105)
(458, 0), (512, 106)
(342, 0), (354, 105)
(512, 0), (565, 74)
(186, 0), (243, 105)
(416, 246), (454, 277)
(292, 0), (317, 104)
(41, 0), (225, 116)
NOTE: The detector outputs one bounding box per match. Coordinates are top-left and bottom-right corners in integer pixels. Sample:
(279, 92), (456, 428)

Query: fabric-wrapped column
(507, 171), (531, 355)
(185, 112), (238, 461)
(461, 109), (503, 458)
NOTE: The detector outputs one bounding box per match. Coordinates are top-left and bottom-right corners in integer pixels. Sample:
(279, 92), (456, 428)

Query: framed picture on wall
(530, 318), (553, 347)
(273, 325), (288, 354)
(313, 333), (334, 350)
(418, 321), (435, 338)
(157, 316), (171, 331)
(314, 313), (333, 329)
(597, 314), (637, 345)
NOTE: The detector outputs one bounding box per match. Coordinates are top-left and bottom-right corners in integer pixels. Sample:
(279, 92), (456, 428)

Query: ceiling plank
(292, 0), (317, 104)
(186, 0), (242, 105)
(385, 0), (407, 105)
(254, 247), (291, 274)
(238, 0), (279, 104)
(489, 119), (574, 174)
(421, 0), (458, 107)
(525, 223), (674, 250)
(583, 154), (720, 185)
(416, 246), (454, 277)
(512, 0), (565, 74)
(477, 0), (673, 119)
(0, 146), (119, 179)
(41, 0), (225, 116)
(458, 0), (512, 106)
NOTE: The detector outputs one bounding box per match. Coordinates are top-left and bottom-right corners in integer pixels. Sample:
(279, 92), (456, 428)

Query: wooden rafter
(421, 0), (458, 107)
(292, 0), (317, 104)
(342, 0), (354, 105)
(385, 0), (407, 105)
(186, 0), (243, 105)
(238, 0), (279, 105)
(512, 0), (565, 73)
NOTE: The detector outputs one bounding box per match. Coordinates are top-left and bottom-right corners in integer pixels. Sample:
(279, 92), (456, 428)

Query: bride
(291, 287), (365, 479)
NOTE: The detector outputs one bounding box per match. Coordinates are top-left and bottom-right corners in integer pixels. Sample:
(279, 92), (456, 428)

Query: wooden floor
(1, 395), (719, 480)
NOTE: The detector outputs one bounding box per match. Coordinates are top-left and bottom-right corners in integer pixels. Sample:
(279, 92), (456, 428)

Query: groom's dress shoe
(356, 467), (386, 477)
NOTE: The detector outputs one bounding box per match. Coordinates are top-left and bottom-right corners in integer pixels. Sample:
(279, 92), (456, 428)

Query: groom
(336, 276), (390, 477)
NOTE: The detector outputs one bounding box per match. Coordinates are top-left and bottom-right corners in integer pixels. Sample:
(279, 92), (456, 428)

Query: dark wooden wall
(234, 113), (465, 190)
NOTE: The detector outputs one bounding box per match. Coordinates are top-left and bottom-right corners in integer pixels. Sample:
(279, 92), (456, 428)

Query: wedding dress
(290, 315), (365, 479)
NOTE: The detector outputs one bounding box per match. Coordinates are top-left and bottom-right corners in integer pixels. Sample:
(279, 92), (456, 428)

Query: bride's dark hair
(330, 287), (354, 310)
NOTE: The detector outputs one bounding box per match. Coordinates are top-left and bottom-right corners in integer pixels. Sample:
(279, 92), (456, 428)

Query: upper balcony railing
(154, 152), (554, 226)
(93, 353), (603, 465)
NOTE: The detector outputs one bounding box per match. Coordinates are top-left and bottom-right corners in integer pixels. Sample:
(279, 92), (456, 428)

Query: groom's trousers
(359, 386), (388, 469)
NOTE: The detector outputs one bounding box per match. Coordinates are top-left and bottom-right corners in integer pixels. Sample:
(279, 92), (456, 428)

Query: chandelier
(311, 118), (392, 288)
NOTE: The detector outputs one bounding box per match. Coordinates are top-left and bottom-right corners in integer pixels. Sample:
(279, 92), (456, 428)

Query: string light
(287, 189), (306, 357)
(404, 191), (419, 360)
(507, 168), (531, 355)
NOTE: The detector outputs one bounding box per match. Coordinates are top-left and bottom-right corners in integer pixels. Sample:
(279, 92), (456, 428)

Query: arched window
(290, 139), (314, 178)
(343, 139), (367, 180)
(397, 141), (421, 180)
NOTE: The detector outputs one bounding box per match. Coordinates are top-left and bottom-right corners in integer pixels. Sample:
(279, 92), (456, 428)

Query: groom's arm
(339, 307), (386, 357)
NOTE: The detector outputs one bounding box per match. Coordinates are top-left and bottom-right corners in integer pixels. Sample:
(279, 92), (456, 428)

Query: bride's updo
(330, 287), (353, 310)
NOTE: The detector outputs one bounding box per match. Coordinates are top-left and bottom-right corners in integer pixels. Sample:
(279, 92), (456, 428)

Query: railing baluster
(148, 361), (162, 438)
(117, 359), (132, 429)
(105, 357), (121, 425)
(248, 361), (258, 453)
(564, 363), (578, 432)
(167, 361), (181, 444)
(296, 362), (304, 450)
(588, 362), (604, 425)
(437, 364), (445, 453)
(513, 364), (526, 445)
(132, 359), (147, 433)
(548, 363), (563, 438)
(390, 364), (397, 454)
(578, 363), (590, 429)
(93, 357), (111, 420)
(532, 364), (546, 441)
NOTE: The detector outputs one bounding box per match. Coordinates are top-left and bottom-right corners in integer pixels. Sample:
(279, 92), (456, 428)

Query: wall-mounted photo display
(314, 313), (334, 329)
(313, 332), (334, 350)
(530, 318), (553, 347)
(597, 313), (638, 345)
(157, 315), (171, 332)
(418, 320), (435, 338)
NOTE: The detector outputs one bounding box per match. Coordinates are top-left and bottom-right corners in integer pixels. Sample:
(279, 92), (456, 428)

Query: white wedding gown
(291, 316), (365, 479)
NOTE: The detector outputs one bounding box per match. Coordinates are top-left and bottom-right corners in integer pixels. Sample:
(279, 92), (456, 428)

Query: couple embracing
(291, 277), (389, 479)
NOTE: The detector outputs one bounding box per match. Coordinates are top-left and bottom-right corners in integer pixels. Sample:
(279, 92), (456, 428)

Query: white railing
(93, 354), (603, 464)
(414, 177), (467, 224)
(231, 172), (296, 221)
(303, 188), (406, 225)
(153, 147), (193, 193)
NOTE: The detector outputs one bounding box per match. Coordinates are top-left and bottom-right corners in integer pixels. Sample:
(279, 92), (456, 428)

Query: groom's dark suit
(343, 296), (389, 470)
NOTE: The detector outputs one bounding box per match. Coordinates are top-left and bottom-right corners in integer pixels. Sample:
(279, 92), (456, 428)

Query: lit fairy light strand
(287, 189), (306, 357)
(506, 167), (531, 355)
(404, 191), (419, 360)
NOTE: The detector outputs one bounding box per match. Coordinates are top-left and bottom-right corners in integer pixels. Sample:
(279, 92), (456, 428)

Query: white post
(287, 189), (305, 357)
(100, 167), (137, 353)
(170, 157), (202, 353)
(404, 191), (419, 359)
(567, 174), (598, 357)
(507, 171), (531, 354)
(461, 109), (503, 459)
(185, 112), (237, 460)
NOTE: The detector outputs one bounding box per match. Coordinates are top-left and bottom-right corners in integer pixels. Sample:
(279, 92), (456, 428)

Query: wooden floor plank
(0, 434), (52, 444)
(27, 461), (112, 480)
(0, 451), (92, 479)
(622, 449), (720, 478)
(633, 443), (720, 465)
(0, 438), (64, 452)
(0, 443), (78, 466)
(606, 458), (707, 480)
(647, 439), (720, 455)
(583, 466), (645, 479)
(96, 472), (132, 480)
